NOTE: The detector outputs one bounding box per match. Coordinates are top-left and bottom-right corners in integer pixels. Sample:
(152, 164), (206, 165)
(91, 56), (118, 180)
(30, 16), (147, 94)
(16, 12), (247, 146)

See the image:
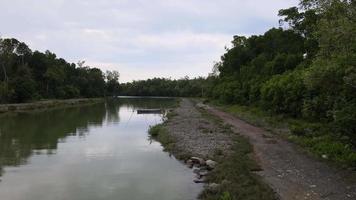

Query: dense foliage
(210, 0), (356, 146)
(0, 39), (120, 103)
(120, 77), (213, 97)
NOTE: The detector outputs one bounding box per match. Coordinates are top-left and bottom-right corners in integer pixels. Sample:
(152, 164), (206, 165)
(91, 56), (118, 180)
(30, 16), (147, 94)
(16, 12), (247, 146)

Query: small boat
(137, 109), (162, 114)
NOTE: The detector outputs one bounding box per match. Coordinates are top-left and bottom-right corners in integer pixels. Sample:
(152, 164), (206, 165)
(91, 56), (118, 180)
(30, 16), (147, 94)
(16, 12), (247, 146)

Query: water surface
(0, 98), (201, 200)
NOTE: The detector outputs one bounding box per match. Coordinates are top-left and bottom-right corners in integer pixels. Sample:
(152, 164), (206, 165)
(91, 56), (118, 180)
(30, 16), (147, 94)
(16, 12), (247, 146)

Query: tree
(105, 70), (120, 96)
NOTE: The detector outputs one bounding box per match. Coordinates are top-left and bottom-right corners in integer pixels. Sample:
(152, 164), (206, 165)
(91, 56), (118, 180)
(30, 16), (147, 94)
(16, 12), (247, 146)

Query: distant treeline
(119, 77), (212, 97)
(0, 39), (120, 103)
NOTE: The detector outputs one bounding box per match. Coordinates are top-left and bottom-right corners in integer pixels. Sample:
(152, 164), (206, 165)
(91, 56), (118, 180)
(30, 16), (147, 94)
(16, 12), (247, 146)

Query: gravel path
(165, 99), (233, 158)
(205, 104), (356, 200)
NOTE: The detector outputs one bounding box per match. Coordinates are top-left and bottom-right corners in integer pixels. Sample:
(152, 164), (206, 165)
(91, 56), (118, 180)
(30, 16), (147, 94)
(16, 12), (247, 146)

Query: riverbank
(149, 99), (276, 200)
(204, 103), (356, 200)
(150, 98), (356, 200)
(0, 98), (104, 114)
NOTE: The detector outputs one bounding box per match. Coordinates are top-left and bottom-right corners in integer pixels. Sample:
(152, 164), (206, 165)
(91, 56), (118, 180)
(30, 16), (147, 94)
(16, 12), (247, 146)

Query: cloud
(0, 0), (298, 82)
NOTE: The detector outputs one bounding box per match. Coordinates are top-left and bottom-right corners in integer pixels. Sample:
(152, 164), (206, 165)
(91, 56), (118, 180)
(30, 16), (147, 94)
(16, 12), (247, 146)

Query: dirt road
(205, 104), (356, 200)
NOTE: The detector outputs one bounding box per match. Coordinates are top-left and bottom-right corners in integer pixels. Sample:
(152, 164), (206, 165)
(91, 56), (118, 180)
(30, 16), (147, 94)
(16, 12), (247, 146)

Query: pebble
(186, 159), (193, 168)
(199, 170), (209, 176)
(191, 157), (206, 165)
(194, 178), (206, 183)
(206, 160), (217, 169)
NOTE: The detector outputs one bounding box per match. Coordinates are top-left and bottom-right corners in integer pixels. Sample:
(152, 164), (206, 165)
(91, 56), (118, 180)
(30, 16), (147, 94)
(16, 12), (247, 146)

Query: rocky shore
(165, 99), (233, 158)
(150, 98), (276, 199)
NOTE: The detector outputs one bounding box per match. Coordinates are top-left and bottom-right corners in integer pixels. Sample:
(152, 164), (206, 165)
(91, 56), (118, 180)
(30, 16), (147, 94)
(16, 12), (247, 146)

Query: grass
(0, 98), (104, 114)
(197, 105), (276, 200)
(148, 123), (192, 160)
(148, 124), (175, 152)
(212, 102), (356, 169)
(200, 135), (276, 200)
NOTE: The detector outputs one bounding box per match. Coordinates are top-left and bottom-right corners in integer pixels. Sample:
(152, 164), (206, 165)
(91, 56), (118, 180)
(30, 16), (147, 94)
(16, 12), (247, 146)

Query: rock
(205, 183), (220, 193)
(193, 168), (200, 174)
(191, 157), (205, 165)
(310, 184), (316, 188)
(195, 174), (201, 179)
(186, 159), (193, 168)
(193, 178), (206, 183)
(322, 154), (328, 159)
(199, 166), (208, 171)
(206, 160), (217, 169)
(199, 170), (209, 176)
(192, 163), (199, 168)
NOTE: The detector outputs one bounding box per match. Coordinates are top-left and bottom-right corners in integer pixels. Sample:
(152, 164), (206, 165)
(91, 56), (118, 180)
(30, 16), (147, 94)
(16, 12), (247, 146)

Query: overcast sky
(0, 0), (298, 82)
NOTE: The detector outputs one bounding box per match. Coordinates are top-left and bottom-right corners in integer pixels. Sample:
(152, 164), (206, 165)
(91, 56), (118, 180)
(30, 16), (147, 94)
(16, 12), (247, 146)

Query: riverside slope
(205, 104), (356, 200)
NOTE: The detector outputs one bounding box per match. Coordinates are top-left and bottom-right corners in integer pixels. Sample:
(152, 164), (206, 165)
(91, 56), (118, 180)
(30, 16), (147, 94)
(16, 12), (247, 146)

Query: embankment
(149, 98), (276, 200)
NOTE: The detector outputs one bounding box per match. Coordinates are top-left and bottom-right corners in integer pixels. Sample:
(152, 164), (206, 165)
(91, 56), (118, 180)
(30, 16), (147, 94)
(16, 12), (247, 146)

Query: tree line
(119, 77), (212, 97)
(0, 38), (120, 103)
(208, 0), (356, 146)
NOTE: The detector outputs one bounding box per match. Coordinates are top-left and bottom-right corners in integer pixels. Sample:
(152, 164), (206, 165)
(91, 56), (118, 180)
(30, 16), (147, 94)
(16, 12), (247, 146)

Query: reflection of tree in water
(113, 97), (177, 110)
(105, 98), (176, 123)
(0, 103), (106, 176)
(105, 101), (121, 124)
(0, 98), (176, 177)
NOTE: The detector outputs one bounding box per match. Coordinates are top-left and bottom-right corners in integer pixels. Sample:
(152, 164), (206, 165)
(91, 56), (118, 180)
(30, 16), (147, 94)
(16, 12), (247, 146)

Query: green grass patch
(290, 135), (356, 167)
(200, 134), (276, 200)
(148, 123), (192, 160)
(148, 124), (175, 152)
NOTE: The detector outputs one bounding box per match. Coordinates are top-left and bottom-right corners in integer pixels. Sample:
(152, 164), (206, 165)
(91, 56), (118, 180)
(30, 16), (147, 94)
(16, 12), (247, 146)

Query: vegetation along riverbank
(0, 98), (104, 114)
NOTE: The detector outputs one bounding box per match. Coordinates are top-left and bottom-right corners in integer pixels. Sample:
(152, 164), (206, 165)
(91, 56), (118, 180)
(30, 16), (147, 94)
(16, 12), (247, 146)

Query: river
(0, 98), (202, 200)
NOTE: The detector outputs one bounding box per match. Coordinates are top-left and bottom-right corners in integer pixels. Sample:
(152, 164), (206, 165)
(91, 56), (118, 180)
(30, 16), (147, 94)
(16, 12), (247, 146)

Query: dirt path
(205, 104), (356, 200)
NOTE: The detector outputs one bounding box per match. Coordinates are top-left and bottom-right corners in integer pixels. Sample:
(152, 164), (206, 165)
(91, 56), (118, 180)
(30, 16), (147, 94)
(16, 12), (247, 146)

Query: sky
(0, 0), (298, 82)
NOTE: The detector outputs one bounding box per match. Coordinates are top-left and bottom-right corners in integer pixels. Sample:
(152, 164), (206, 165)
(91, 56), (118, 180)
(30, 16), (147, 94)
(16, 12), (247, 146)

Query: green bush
(260, 70), (305, 117)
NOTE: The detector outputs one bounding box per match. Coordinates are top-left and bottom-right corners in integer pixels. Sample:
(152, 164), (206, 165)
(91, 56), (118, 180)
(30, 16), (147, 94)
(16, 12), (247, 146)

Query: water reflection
(0, 97), (201, 200)
(0, 103), (107, 176)
(0, 97), (175, 177)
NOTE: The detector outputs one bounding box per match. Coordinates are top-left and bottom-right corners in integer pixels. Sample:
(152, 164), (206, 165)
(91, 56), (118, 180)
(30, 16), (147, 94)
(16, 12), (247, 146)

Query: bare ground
(204, 103), (356, 200)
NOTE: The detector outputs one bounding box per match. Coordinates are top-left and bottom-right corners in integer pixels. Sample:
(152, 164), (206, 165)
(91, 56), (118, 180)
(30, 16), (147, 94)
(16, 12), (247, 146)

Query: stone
(193, 168), (200, 174)
(186, 159), (193, 168)
(199, 170), (209, 176)
(191, 157), (205, 165)
(199, 166), (208, 171)
(193, 178), (206, 183)
(322, 154), (328, 159)
(206, 160), (217, 169)
(310, 185), (317, 188)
